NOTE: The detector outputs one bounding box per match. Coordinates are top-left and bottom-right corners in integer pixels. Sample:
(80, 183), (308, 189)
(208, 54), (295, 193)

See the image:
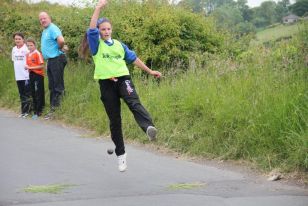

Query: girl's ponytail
(79, 32), (89, 59)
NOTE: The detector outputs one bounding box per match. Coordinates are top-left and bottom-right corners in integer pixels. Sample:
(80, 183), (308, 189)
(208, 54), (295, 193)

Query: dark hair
(26, 38), (36, 45)
(13, 32), (25, 39)
(79, 17), (111, 59)
(79, 32), (89, 59)
(97, 17), (111, 28)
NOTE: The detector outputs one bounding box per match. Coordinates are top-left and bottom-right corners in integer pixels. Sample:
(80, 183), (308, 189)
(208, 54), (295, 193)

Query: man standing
(39, 12), (67, 119)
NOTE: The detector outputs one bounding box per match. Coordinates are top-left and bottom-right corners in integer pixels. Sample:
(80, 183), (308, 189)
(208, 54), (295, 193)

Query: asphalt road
(0, 109), (307, 206)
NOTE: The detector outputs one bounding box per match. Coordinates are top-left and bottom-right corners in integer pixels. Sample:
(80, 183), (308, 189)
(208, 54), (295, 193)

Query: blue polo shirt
(41, 23), (64, 59)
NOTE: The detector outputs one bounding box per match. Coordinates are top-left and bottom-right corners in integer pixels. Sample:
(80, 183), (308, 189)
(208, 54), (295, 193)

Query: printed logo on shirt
(102, 53), (122, 60)
(125, 80), (134, 95)
(15, 55), (25, 61)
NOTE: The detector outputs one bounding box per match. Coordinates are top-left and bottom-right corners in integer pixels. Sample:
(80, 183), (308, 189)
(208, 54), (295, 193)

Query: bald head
(39, 12), (51, 28)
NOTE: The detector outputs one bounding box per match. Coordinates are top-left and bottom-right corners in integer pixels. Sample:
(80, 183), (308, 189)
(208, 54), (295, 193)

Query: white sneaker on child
(19, 113), (29, 118)
(146, 126), (157, 141)
(117, 153), (127, 172)
(44, 111), (54, 120)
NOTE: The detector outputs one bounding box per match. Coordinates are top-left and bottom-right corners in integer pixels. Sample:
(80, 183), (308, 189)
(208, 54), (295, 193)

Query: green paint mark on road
(167, 182), (206, 190)
(23, 184), (76, 194)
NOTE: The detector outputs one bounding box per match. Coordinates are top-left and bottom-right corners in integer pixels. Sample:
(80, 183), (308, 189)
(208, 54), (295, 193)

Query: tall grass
(57, 61), (111, 134)
(0, 60), (20, 108)
(141, 44), (307, 172)
(1, 33), (307, 174)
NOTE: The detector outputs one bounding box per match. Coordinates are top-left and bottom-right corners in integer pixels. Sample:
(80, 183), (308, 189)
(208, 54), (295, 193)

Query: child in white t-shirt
(11, 32), (31, 118)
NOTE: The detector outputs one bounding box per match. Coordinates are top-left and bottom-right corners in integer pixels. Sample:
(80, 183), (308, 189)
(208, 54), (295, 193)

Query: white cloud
(247, 0), (295, 8)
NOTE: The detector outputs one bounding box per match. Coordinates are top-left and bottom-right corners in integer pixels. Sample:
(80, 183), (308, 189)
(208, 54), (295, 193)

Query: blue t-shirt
(87, 28), (137, 64)
(41, 23), (64, 59)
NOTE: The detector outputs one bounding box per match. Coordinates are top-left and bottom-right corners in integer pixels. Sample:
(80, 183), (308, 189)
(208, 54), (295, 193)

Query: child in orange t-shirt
(25, 38), (45, 119)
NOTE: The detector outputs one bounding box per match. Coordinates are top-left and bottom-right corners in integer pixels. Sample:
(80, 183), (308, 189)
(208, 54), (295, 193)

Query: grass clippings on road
(23, 183), (76, 194)
(167, 182), (206, 190)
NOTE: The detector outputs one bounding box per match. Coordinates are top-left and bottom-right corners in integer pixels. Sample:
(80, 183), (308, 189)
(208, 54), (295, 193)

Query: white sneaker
(20, 113), (29, 118)
(146, 126), (157, 141)
(44, 111), (54, 120)
(117, 153), (127, 172)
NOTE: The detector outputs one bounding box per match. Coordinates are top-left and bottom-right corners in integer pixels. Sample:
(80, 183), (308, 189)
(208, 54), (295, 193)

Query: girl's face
(14, 35), (24, 48)
(26, 42), (36, 52)
(98, 22), (112, 40)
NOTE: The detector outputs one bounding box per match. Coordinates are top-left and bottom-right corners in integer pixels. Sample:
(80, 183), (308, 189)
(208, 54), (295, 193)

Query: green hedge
(0, 0), (224, 70)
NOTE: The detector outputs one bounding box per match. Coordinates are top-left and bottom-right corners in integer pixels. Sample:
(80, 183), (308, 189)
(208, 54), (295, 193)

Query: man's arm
(57, 35), (65, 50)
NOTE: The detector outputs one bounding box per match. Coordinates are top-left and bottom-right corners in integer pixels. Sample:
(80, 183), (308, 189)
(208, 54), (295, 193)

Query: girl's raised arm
(90, 0), (108, 29)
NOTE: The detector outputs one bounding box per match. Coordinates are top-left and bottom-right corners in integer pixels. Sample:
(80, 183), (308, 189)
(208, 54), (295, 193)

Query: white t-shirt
(11, 44), (29, 81)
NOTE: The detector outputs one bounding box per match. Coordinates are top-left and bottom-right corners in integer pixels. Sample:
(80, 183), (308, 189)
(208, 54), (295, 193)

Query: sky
(247, 0), (294, 7)
(26, 0), (295, 8)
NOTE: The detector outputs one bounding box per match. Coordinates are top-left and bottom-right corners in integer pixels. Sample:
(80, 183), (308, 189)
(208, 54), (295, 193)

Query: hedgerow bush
(0, 0), (224, 71)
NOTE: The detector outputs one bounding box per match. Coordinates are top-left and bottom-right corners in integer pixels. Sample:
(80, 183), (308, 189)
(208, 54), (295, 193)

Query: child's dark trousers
(30, 72), (45, 116)
(16, 80), (31, 114)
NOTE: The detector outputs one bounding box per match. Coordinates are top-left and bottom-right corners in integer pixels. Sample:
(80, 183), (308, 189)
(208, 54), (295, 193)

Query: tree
(290, 0), (308, 16)
(281, 0), (291, 7)
(177, 0), (206, 13)
(236, 0), (253, 21)
(236, 0), (247, 10)
(211, 5), (243, 30)
(260, 1), (278, 24)
(251, 1), (278, 27)
(204, 0), (235, 14)
(235, 21), (256, 35)
(276, 0), (290, 22)
(178, 0), (236, 14)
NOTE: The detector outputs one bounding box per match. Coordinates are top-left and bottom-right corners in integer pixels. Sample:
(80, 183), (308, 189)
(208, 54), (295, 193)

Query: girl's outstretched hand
(150, 70), (162, 78)
(133, 58), (162, 78)
(97, 0), (107, 8)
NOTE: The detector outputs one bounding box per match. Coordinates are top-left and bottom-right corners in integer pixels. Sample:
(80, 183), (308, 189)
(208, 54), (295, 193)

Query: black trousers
(16, 80), (31, 114)
(47, 54), (67, 108)
(99, 76), (154, 156)
(30, 72), (45, 116)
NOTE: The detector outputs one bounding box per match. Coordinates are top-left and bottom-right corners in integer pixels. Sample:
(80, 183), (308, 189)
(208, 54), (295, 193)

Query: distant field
(252, 23), (301, 45)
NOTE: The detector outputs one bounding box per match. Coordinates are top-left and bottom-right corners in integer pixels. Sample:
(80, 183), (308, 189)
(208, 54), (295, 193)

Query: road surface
(0, 109), (307, 206)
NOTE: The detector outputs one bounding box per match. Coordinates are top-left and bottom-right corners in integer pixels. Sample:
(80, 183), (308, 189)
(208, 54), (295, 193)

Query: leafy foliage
(290, 0), (308, 16)
(178, 0), (299, 31)
(0, 0), (224, 71)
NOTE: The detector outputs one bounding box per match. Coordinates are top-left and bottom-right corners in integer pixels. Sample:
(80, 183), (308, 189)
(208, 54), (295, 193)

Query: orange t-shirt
(26, 49), (44, 76)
